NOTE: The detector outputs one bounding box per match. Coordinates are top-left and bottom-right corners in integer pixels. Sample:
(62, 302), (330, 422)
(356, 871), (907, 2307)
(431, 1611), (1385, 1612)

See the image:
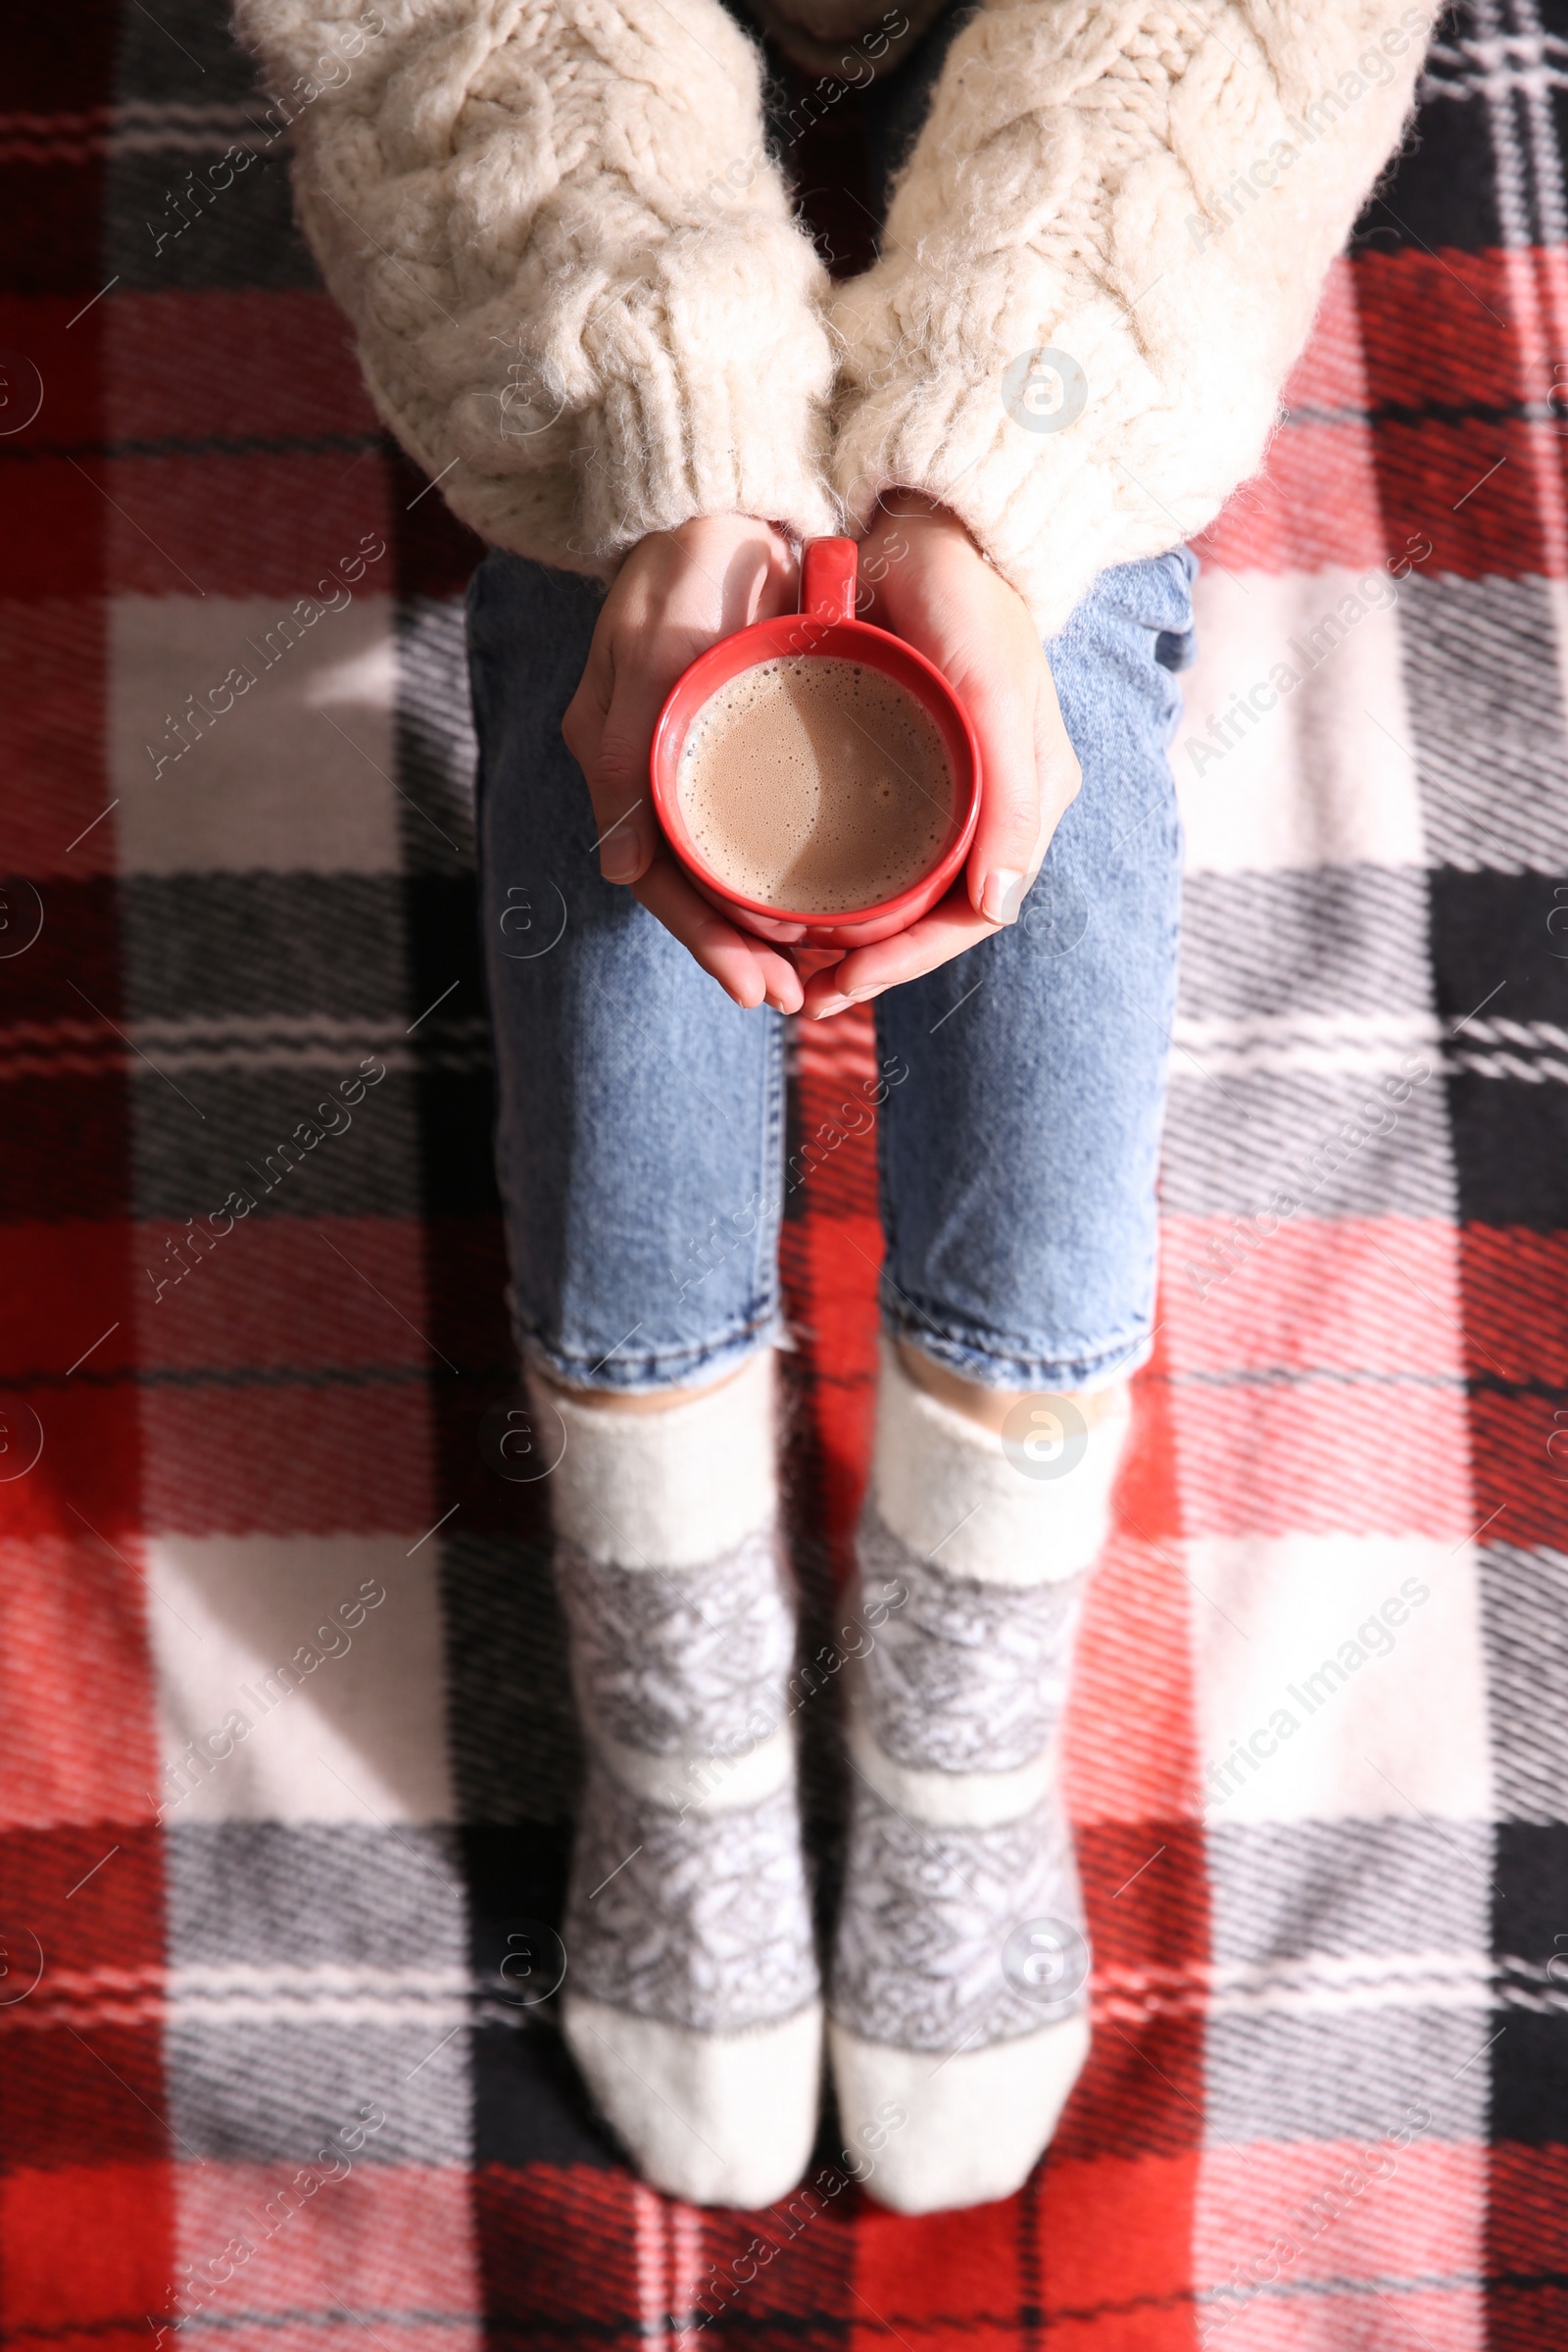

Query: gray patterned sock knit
(539, 1350), (822, 2208)
(829, 1343), (1129, 2214)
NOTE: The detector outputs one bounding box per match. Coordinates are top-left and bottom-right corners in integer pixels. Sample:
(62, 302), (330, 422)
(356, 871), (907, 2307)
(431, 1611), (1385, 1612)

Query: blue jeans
(467, 548), (1196, 1396)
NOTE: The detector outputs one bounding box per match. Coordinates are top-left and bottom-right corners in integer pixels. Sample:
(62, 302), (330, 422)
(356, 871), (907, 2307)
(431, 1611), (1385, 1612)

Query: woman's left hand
(800, 495), (1081, 1019)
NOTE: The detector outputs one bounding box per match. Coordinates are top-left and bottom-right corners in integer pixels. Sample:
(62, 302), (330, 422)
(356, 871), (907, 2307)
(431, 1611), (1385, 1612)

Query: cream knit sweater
(233, 0), (1435, 635)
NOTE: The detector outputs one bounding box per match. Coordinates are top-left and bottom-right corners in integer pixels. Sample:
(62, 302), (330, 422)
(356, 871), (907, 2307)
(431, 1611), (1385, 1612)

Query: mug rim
(650, 611), (982, 934)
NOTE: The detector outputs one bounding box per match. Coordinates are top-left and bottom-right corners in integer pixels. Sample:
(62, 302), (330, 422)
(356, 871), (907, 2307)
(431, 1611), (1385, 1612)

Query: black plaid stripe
(108, 0), (314, 291)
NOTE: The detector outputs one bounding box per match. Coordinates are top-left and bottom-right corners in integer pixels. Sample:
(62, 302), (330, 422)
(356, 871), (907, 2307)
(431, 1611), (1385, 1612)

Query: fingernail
(601, 829), (642, 885)
(813, 995), (853, 1018)
(981, 869), (1026, 924)
(850, 985), (884, 1003)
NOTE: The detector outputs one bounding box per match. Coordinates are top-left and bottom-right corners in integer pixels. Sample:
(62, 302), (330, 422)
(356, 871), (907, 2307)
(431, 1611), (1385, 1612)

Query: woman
(236, 0), (1434, 2212)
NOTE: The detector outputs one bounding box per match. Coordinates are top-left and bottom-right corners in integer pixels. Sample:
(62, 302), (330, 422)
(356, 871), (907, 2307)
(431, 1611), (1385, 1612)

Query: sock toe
(828, 2013), (1090, 2215)
(566, 1992), (824, 2208)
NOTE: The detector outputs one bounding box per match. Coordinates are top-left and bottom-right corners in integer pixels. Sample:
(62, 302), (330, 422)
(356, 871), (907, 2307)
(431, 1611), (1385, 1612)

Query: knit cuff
(358, 213), (842, 571)
(564, 266), (842, 564)
(829, 362), (1134, 645)
(827, 254), (1276, 643)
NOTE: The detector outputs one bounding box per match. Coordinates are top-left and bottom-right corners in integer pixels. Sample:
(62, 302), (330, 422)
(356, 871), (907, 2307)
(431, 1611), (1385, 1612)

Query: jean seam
(886, 1293), (1152, 1359)
(872, 997), (904, 1324)
(755, 1006), (785, 1335)
(885, 1312), (1155, 1394)
(521, 1307), (784, 1393)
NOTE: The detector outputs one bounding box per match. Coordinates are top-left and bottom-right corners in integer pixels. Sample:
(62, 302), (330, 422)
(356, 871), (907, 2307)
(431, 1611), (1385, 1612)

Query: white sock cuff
(532, 1349), (778, 1570)
(871, 1342), (1129, 1586)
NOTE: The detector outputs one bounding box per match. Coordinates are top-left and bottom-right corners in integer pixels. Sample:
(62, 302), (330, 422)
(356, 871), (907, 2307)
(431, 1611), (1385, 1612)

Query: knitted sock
(541, 1350), (822, 2208)
(828, 1343), (1129, 2214)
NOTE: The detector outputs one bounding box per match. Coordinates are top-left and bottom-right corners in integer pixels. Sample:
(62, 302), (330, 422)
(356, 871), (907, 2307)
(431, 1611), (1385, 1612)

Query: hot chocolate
(675, 656), (957, 915)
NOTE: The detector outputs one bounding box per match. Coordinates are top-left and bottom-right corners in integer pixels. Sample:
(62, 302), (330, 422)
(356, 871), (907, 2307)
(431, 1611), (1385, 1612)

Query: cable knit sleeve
(231, 0), (840, 568)
(829, 0), (1438, 637)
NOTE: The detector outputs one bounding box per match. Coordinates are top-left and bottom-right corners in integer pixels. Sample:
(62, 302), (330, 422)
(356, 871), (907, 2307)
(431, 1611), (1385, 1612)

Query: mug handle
(801, 536), (858, 624)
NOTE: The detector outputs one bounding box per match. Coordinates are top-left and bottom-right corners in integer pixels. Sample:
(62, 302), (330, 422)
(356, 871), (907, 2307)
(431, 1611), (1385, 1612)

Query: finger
(1029, 655), (1082, 860)
(972, 660), (1082, 923)
(582, 628), (700, 887)
(954, 660), (1050, 926)
(576, 533), (801, 888)
(799, 891), (1000, 1017)
(588, 730), (658, 885)
(564, 636), (658, 886)
(634, 855), (806, 1015)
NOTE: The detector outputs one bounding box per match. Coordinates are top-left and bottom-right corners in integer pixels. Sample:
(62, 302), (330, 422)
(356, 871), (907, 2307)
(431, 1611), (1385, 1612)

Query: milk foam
(676, 656), (957, 914)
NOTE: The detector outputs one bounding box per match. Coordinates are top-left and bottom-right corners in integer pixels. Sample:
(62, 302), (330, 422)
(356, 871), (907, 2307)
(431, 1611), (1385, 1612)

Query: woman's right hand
(563, 514), (808, 1015)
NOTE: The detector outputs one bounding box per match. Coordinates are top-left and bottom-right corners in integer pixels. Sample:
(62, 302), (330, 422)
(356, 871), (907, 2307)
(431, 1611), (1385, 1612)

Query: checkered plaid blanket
(3, 0), (1565, 2342)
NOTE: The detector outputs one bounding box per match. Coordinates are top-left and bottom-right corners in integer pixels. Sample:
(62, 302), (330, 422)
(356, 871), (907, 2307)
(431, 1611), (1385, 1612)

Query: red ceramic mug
(650, 536), (982, 953)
